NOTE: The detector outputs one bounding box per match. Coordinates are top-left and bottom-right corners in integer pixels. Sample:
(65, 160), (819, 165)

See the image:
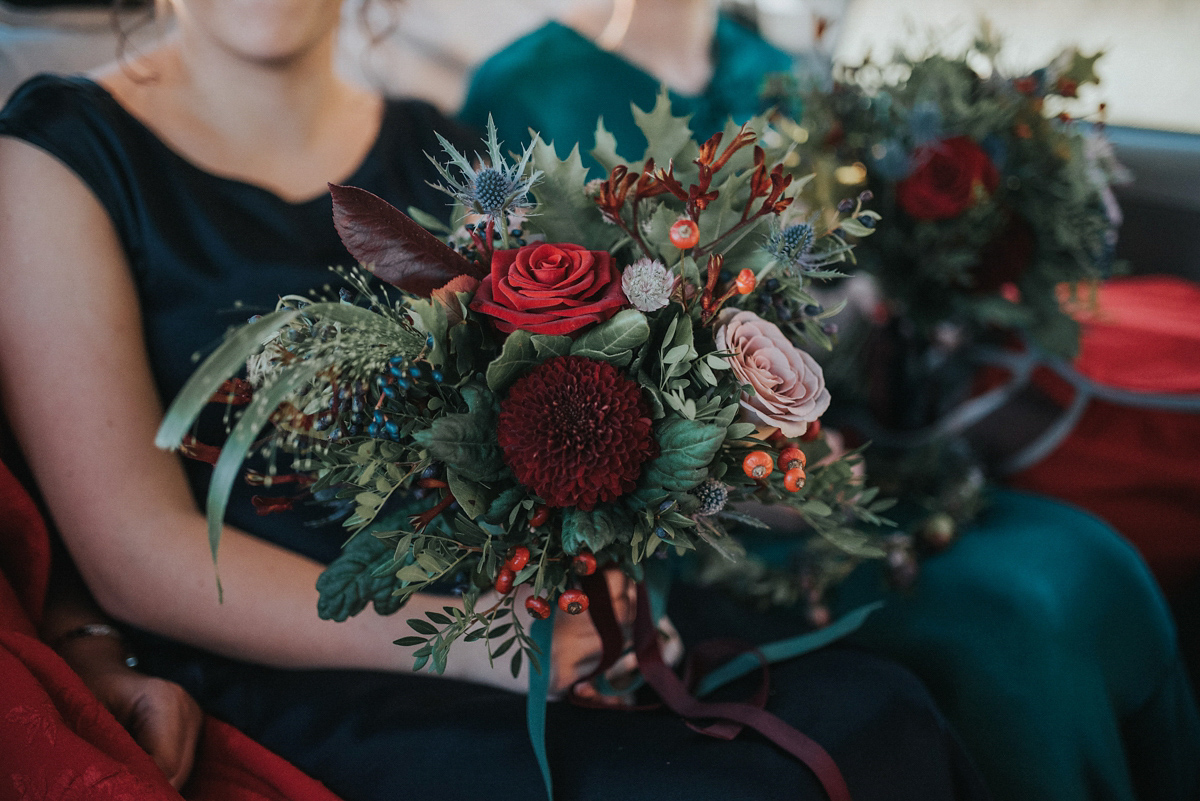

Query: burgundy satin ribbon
(566, 571), (645, 710)
(632, 584), (854, 801)
(680, 638), (770, 740)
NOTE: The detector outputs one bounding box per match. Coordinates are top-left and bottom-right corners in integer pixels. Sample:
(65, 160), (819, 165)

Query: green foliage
(634, 417), (726, 504)
(316, 528), (407, 622)
(486, 330), (540, 393)
(569, 309), (651, 367)
(412, 384), (506, 483)
(527, 137), (623, 250)
(632, 88), (697, 168)
(561, 505), (628, 555)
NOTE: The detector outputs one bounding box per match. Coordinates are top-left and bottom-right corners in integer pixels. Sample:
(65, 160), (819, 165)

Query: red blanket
(1009, 275), (1200, 600)
(0, 457), (343, 801)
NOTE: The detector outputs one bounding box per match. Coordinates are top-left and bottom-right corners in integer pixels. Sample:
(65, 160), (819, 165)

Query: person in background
(461, 0), (789, 172)
(458, 2), (1200, 800)
(0, 0), (990, 798)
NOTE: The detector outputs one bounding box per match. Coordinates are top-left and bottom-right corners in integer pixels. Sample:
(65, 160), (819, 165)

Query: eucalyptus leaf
(486, 329), (538, 393)
(570, 309), (650, 364)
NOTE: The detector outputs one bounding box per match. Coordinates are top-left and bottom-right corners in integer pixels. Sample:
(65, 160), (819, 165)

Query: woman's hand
(544, 569), (683, 704)
(57, 635), (203, 789)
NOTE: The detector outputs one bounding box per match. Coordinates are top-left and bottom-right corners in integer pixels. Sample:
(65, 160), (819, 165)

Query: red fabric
(1009, 276), (1200, 601)
(0, 458), (343, 801)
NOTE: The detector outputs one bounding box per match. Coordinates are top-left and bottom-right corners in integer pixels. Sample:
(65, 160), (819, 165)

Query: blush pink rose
(715, 308), (830, 437)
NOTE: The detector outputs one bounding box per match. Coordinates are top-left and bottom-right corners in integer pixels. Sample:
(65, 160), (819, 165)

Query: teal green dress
(460, 18), (790, 173)
(459, 18), (1200, 801)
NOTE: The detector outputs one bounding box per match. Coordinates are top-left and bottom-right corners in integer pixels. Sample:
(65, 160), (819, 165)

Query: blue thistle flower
(763, 219), (854, 275)
(429, 116), (542, 221)
(765, 222), (815, 264)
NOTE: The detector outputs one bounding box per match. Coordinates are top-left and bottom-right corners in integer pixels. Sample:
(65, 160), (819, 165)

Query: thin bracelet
(51, 623), (139, 668)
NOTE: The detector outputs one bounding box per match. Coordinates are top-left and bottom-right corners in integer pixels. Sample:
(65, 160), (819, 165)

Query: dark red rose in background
(896, 136), (1000, 221)
(974, 212), (1036, 294)
(470, 243), (627, 336)
(498, 356), (655, 510)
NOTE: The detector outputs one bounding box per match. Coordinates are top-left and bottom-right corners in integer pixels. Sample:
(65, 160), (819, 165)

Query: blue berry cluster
(314, 379), (371, 443)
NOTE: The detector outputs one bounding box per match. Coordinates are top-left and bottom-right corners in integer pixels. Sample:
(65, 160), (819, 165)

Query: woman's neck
(568, 0), (719, 95)
(94, 28), (382, 203)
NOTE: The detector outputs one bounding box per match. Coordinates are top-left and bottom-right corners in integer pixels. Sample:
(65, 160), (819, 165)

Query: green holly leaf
(528, 136), (623, 249)
(1062, 49), (1103, 87)
(591, 117), (624, 176)
(632, 87), (697, 171)
(412, 384), (506, 482)
(562, 505), (628, 554)
(570, 309), (650, 366)
(316, 532), (405, 622)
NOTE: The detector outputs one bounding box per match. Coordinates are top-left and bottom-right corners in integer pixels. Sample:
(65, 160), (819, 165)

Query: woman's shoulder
(467, 21), (600, 95)
(0, 73), (121, 135)
(0, 72), (146, 187)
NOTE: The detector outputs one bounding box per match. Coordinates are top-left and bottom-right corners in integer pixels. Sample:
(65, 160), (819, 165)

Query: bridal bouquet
(157, 96), (892, 675)
(791, 29), (1126, 359)
(750, 33), (1129, 551)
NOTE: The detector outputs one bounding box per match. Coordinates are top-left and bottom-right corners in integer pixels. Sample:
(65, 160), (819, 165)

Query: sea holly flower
(621, 258), (675, 312)
(762, 220), (852, 275)
(765, 222), (815, 264)
(429, 116), (541, 221)
(715, 308), (830, 437)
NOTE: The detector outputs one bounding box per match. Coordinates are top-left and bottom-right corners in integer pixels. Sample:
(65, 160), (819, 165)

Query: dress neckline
(544, 18), (728, 102)
(71, 75), (388, 208)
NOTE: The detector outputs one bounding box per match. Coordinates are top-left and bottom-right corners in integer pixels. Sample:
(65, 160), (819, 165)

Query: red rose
(895, 136), (999, 221)
(470, 243), (627, 336)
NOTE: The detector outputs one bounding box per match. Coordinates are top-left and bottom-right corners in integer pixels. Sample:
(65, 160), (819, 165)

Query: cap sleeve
(0, 74), (144, 257)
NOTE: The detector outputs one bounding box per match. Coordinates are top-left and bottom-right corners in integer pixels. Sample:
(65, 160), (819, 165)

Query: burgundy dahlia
(497, 356), (655, 510)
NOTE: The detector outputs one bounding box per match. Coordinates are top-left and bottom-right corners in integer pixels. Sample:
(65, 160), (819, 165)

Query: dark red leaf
(329, 183), (482, 296)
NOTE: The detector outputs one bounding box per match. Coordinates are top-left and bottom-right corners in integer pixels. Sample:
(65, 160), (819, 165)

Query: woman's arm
(0, 137), (613, 695)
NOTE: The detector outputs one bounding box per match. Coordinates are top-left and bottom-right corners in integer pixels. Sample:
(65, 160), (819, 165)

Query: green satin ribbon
(695, 601), (885, 698)
(527, 613), (555, 801)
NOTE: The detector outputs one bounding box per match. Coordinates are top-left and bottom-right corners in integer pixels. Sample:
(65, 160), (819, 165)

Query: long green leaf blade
(205, 359), (328, 593)
(156, 309), (301, 449)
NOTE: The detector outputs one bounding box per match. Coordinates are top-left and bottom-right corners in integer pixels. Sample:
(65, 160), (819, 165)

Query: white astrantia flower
(621, 258), (675, 312)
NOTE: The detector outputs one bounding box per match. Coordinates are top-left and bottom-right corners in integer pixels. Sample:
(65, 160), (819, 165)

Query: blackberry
(689, 478), (729, 516)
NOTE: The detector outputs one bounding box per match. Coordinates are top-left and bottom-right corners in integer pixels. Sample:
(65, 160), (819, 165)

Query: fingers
(601, 568), (638, 626)
(127, 677), (203, 789)
(657, 615), (684, 669)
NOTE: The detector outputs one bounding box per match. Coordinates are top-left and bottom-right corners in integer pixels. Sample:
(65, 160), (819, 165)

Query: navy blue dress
(0, 75), (988, 801)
